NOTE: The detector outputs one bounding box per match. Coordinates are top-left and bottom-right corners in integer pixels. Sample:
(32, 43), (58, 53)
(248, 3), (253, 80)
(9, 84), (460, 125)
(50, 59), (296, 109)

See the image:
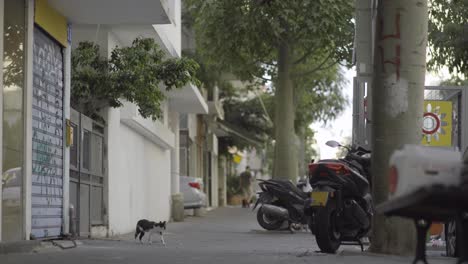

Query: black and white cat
(134, 219), (167, 246)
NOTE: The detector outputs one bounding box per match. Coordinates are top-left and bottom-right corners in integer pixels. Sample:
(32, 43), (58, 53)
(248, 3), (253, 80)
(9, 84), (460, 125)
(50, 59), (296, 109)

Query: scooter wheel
(314, 206), (341, 253)
(257, 206), (284, 230)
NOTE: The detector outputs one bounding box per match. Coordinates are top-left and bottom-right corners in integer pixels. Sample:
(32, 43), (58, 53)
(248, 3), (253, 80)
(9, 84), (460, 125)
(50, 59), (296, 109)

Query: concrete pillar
(23, 0), (35, 240)
(62, 30), (72, 235)
(105, 107), (120, 236)
(170, 111), (184, 222)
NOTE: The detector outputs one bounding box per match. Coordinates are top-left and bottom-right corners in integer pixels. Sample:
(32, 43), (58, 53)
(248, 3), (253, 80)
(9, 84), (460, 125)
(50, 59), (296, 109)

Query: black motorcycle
(253, 178), (309, 231)
(304, 140), (373, 253)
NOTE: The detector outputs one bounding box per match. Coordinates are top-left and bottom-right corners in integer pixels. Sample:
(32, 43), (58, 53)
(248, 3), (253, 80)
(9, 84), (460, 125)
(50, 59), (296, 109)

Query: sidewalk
(0, 207), (456, 264)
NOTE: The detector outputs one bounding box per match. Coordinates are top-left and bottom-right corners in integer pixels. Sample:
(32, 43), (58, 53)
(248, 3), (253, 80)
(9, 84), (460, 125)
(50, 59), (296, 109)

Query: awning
(48, 0), (170, 25)
(212, 121), (264, 147)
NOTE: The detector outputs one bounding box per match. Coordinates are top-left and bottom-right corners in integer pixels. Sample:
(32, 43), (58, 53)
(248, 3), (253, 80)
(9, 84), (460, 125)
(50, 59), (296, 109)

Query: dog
(134, 219), (166, 246)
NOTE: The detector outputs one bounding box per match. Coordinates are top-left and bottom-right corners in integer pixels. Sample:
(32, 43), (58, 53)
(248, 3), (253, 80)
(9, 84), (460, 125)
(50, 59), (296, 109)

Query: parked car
(180, 176), (207, 209)
(2, 167), (22, 208)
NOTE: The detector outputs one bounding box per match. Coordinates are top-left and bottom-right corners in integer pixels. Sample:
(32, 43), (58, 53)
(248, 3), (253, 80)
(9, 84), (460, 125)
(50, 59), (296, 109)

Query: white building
(69, 1), (208, 236)
(0, 0), (207, 242)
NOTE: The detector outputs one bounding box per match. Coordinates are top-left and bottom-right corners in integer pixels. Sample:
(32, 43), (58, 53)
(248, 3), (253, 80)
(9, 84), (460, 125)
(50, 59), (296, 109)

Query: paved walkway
(0, 207), (454, 264)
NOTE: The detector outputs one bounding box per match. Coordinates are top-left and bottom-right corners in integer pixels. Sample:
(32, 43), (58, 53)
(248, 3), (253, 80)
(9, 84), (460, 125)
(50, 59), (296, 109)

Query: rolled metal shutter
(31, 27), (64, 238)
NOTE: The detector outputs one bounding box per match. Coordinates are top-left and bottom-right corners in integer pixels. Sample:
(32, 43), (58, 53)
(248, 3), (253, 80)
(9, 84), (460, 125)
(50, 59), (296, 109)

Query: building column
(170, 111), (184, 221)
(62, 28), (72, 235)
(23, 0), (34, 240)
(105, 106), (120, 236)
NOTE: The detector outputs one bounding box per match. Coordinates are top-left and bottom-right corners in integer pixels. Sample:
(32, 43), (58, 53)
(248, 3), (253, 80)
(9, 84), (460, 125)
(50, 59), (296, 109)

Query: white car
(2, 167), (22, 207)
(180, 176), (207, 209)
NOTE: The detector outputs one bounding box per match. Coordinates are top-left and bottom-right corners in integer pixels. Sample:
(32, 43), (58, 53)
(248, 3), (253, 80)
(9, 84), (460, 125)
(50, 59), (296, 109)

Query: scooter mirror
(325, 140), (341, 148)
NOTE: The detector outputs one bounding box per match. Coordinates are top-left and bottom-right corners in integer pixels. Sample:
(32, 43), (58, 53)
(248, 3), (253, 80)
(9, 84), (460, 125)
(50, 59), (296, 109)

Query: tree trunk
(369, 0), (428, 255)
(273, 42), (298, 181)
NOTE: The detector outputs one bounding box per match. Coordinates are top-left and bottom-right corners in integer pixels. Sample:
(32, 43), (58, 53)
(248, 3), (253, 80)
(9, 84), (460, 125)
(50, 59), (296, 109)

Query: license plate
(310, 191), (329, 207)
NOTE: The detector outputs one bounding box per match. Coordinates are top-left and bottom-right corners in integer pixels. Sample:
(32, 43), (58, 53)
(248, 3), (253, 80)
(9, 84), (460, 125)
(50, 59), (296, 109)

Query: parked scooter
(304, 140), (373, 253)
(253, 178), (310, 231)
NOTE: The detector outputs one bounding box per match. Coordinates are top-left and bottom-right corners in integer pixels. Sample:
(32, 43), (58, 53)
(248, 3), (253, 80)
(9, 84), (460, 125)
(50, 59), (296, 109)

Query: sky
(310, 67), (449, 159)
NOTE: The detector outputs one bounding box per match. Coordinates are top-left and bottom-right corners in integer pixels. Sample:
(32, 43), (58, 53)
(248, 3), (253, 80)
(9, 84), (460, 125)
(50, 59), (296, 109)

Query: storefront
(1, 0), (70, 242)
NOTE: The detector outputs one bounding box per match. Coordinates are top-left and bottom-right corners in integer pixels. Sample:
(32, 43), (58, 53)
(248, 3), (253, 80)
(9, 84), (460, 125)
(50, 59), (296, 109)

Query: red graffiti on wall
(379, 11), (401, 80)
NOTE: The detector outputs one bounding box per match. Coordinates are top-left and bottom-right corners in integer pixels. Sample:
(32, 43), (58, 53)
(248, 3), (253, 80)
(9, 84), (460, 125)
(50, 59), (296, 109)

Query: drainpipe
(170, 111), (184, 221)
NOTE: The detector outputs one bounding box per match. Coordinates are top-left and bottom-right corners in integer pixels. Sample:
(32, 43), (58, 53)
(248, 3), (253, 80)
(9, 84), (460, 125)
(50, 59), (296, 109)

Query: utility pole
(370, 0), (428, 255)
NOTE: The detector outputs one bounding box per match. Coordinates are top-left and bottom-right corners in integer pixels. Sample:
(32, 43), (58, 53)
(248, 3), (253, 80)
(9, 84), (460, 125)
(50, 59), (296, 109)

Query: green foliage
(226, 175), (242, 199)
(224, 94), (273, 138)
(72, 38), (200, 120)
(186, 0), (354, 82)
(303, 127), (319, 160)
(186, 0), (353, 133)
(428, 0), (468, 74)
(186, 0), (352, 178)
(3, 23), (24, 88)
(440, 75), (468, 86)
(294, 66), (348, 130)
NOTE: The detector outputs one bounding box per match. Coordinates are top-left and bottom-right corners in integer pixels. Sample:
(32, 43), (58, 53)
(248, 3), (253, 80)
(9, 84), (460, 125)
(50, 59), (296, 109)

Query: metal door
(69, 109), (105, 237)
(31, 27), (64, 239)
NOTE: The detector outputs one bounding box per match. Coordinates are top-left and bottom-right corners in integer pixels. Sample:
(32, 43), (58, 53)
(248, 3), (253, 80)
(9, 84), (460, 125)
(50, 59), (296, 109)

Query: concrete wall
(106, 31), (173, 236)
(107, 120), (171, 236)
(72, 25), (174, 237)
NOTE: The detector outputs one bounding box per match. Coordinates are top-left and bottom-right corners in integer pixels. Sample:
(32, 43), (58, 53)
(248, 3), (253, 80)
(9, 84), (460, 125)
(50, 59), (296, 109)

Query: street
(0, 207), (453, 264)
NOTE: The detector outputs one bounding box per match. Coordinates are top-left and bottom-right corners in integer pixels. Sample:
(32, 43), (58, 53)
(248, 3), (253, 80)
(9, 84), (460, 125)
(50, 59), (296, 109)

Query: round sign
(422, 112), (440, 135)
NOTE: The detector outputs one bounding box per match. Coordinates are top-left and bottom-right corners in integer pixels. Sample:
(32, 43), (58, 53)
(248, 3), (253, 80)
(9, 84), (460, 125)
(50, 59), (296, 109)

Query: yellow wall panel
(35, 0), (68, 47)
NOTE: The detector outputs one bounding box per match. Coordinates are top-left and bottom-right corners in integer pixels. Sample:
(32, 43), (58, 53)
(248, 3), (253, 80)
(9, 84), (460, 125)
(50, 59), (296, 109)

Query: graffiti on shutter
(31, 27), (64, 238)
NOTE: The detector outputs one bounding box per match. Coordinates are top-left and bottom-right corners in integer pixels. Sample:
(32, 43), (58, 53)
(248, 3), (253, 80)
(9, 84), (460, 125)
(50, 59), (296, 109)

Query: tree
(428, 0), (468, 76)
(218, 67), (347, 177)
(71, 38), (199, 121)
(186, 0), (354, 180)
(370, 0), (428, 255)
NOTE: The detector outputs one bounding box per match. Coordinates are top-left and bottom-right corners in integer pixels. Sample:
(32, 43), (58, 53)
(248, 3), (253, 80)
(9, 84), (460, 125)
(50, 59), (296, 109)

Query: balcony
(166, 83), (208, 114)
(120, 101), (175, 150)
(48, 0), (171, 25)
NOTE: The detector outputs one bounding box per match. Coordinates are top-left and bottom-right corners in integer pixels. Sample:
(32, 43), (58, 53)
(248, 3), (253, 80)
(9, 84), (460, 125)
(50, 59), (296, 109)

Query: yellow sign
(35, 0), (68, 47)
(233, 154), (242, 164)
(422, 100), (452, 147)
